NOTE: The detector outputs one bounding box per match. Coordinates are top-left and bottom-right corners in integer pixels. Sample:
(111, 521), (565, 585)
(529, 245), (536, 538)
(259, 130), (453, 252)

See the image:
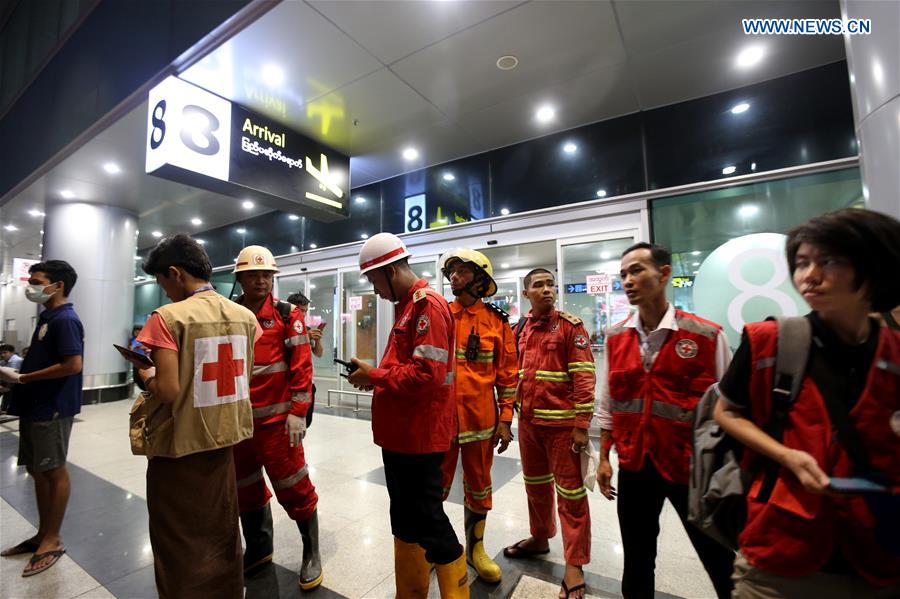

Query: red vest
(739, 320), (900, 585)
(606, 310), (720, 484)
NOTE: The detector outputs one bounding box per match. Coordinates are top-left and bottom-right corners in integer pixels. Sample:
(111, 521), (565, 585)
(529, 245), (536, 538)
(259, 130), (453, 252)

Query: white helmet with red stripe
(358, 233), (410, 275)
(233, 245), (279, 273)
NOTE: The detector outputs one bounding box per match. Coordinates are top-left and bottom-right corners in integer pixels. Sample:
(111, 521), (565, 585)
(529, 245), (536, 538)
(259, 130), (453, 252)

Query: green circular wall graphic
(693, 233), (808, 346)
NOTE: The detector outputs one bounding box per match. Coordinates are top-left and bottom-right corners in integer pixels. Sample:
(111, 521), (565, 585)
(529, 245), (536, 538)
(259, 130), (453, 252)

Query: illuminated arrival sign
(145, 76), (349, 222)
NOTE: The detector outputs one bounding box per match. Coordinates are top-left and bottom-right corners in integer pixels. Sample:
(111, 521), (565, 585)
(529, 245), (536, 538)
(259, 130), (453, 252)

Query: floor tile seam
(359, 571), (394, 599)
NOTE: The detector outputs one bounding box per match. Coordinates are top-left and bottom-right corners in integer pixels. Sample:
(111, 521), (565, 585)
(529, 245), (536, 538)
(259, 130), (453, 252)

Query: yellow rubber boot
(464, 508), (501, 583)
(393, 538), (430, 599)
(435, 550), (470, 599)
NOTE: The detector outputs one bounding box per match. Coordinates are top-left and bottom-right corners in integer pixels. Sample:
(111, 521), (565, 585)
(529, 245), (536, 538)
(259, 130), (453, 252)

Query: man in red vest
(596, 242), (734, 598)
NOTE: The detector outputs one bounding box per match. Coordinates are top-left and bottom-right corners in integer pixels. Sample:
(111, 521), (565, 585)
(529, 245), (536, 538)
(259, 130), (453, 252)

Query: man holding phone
(286, 292), (325, 358)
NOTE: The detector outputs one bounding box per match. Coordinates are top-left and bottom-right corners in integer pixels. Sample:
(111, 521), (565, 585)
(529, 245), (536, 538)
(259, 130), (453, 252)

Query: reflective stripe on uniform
(518, 369), (525, 379)
(444, 371), (454, 385)
(535, 370), (571, 382)
(291, 391), (311, 404)
(252, 360), (288, 376)
(497, 387), (516, 398)
(533, 408), (575, 420)
(610, 398), (643, 413)
(575, 402), (594, 413)
(271, 465), (309, 490)
(523, 473), (555, 485)
(876, 359), (900, 376)
(236, 469), (264, 489)
(285, 334), (310, 347)
(252, 402), (291, 419)
(414, 344), (450, 363)
(754, 357), (776, 370)
(464, 480), (492, 500)
(555, 482), (587, 500)
(458, 426), (495, 444)
(455, 349), (494, 362)
(567, 361), (595, 373)
(650, 400), (694, 423)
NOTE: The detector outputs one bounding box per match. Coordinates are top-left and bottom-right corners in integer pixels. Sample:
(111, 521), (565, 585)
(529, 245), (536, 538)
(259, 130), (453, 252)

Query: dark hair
(143, 234), (212, 281)
(622, 242), (671, 269)
(30, 260), (78, 295)
(524, 268), (554, 288)
(786, 208), (900, 312)
(0, 344), (14, 353)
(287, 292), (310, 306)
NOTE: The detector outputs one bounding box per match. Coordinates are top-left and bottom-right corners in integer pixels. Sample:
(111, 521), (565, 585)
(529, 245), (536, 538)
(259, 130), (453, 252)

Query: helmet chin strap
(382, 268), (398, 303)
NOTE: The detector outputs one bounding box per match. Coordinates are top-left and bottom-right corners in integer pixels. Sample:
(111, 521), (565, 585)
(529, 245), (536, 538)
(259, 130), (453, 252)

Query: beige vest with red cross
(143, 292), (256, 458)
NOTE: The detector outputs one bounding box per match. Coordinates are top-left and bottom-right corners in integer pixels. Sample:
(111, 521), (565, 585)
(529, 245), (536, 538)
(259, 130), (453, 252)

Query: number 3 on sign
(145, 76), (232, 182)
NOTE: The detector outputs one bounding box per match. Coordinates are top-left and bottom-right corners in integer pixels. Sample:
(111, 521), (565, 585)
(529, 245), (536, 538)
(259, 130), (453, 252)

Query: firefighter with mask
(231, 245), (322, 590)
(439, 248), (518, 583)
(346, 233), (468, 598)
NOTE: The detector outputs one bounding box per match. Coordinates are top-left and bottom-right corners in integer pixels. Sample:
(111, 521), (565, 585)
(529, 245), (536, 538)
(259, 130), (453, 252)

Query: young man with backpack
(596, 243), (735, 599)
(231, 245), (322, 590)
(714, 208), (900, 597)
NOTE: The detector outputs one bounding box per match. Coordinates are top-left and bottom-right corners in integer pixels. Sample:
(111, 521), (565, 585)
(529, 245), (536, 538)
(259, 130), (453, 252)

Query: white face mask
(24, 283), (57, 304)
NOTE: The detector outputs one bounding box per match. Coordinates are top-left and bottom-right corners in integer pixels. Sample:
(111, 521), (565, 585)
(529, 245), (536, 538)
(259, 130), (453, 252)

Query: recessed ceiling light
(151, 230), (163, 238)
(693, 270), (699, 275)
(536, 105), (555, 123)
(236, 227), (247, 234)
(309, 243), (317, 249)
(691, 250), (701, 256)
(191, 217), (202, 226)
(103, 162), (121, 174)
(500, 208), (510, 216)
(596, 189), (607, 198)
(739, 204), (759, 217)
(501, 263), (510, 269)
(242, 200), (254, 210)
(751, 162), (757, 171)
(421, 271), (431, 278)
(496, 55), (518, 70)
(563, 142), (577, 154)
(288, 214), (300, 221)
(355, 196), (366, 204)
(310, 284), (317, 289)
(196, 239), (206, 244)
(4, 224), (18, 231)
(736, 46), (764, 68)
(60, 190), (75, 199)
(402, 147), (419, 161)
(291, 245), (298, 252)
(722, 165), (737, 175)
(600, 251), (611, 260)
(692, 262), (700, 266)
(28, 209), (45, 217)
(731, 102), (750, 114)
(442, 173), (455, 181)
(261, 64), (285, 87)
(361, 233), (369, 239)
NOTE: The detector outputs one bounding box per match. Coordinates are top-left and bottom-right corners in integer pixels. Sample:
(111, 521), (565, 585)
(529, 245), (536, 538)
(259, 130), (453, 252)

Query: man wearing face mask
(346, 233), (467, 599)
(0, 261), (83, 577)
(231, 245), (321, 590)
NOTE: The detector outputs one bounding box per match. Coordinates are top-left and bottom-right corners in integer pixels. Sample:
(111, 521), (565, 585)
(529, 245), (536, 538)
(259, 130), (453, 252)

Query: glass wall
(307, 273), (338, 378)
(341, 270), (377, 366)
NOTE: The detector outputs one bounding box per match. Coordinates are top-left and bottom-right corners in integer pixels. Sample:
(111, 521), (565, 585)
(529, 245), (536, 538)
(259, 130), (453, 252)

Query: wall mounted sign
(566, 283), (588, 294)
(146, 76), (349, 222)
(12, 258), (39, 283)
(671, 276), (695, 288)
(348, 296), (363, 311)
(586, 273), (611, 295)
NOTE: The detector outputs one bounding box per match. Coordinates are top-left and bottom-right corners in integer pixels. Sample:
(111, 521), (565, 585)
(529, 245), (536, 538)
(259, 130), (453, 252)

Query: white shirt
(595, 304), (732, 429)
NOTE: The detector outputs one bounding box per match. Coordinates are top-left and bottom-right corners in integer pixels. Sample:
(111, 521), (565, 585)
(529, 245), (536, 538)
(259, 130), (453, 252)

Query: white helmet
(233, 245), (279, 273)
(358, 233), (410, 275)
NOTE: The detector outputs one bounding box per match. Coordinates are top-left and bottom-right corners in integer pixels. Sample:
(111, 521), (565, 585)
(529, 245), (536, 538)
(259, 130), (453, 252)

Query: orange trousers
(440, 438), (494, 513)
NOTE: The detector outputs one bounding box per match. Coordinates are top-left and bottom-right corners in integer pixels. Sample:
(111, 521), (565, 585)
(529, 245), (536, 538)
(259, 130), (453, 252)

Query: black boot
(240, 504), (274, 576)
(297, 510), (323, 590)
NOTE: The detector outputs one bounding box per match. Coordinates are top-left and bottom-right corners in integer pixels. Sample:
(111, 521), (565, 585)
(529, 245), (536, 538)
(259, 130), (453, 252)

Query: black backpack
(274, 301), (315, 428)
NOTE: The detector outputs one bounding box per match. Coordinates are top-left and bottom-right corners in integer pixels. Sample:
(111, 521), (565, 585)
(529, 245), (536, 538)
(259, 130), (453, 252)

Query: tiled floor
(0, 400), (719, 598)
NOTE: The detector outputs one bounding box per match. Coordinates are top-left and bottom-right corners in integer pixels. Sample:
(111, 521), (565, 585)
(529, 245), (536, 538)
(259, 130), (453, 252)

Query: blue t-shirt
(10, 303), (84, 420)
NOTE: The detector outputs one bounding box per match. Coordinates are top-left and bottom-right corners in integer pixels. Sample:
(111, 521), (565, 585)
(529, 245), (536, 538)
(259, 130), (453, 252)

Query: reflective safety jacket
(516, 309), (595, 429)
(605, 310), (719, 485)
(450, 300), (518, 444)
(369, 279), (456, 454)
(240, 295), (313, 426)
(739, 320), (900, 586)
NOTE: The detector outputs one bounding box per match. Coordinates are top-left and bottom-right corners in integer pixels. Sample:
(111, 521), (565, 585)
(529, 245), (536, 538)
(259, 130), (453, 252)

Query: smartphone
(317, 322), (327, 331)
(113, 344), (154, 368)
(333, 358), (358, 378)
(827, 477), (891, 495)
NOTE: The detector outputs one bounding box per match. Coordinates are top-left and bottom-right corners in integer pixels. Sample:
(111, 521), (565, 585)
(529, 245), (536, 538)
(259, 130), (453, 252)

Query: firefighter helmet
(440, 248), (498, 298)
(233, 245), (279, 273)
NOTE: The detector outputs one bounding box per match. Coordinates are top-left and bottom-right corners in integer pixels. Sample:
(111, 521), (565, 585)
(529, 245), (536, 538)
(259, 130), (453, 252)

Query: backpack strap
(275, 301), (294, 325)
(513, 317), (528, 355)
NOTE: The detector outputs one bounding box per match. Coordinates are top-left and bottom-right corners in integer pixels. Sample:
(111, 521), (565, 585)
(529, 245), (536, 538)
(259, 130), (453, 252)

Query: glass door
(307, 273), (338, 379)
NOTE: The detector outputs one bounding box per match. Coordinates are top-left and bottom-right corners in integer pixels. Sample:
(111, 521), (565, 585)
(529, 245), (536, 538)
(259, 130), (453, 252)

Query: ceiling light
(196, 239), (206, 245)
(288, 214), (300, 220)
(536, 105), (555, 123)
(242, 200), (254, 210)
(736, 46), (764, 69)
(310, 284), (317, 289)
(691, 250), (701, 256)
(28, 209), (44, 217)
(421, 271), (431, 278)
(261, 64), (285, 87)
(191, 217), (202, 226)
(722, 165), (737, 175)
(355, 196), (366, 204)
(442, 173), (455, 181)
(693, 270), (699, 275)
(134, 255), (141, 260)
(4, 224), (18, 231)
(103, 162), (121, 174)
(402, 147), (419, 161)
(731, 103), (750, 115)
(60, 190), (75, 199)
(496, 55), (518, 70)
(751, 162), (757, 171)
(236, 227), (247, 234)
(596, 189), (607, 198)
(290, 245), (298, 252)
(739, 204), (759, 217)
(692, 262), (700, 266)
(600, 251), (611, 260)
(501, 263), (510, 269)
(309, 243), (317, 249)
(151, 230), (162, 238)
(500, 208), (510, 215)
(563, 142), (577, 154)
(361, 233), (369, 239)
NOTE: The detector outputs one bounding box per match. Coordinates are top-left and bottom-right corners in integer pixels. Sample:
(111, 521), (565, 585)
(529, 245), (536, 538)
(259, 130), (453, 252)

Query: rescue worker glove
(494, 422), (514, 454)
(0, 366), (22, 384)
(286, 413), (306, 447)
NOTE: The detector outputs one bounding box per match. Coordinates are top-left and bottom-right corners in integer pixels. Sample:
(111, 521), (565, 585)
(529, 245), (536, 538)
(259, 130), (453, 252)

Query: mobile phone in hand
(317, 322), (327, 331)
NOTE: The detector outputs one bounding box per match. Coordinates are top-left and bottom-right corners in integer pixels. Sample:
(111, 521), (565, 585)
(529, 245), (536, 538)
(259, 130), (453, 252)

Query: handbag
(129, 392), (149, 456)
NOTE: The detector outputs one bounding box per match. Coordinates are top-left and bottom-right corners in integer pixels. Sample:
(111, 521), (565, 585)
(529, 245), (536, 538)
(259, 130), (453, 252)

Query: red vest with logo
(606, 310), (720, 484)
(739, 320), (900, 585)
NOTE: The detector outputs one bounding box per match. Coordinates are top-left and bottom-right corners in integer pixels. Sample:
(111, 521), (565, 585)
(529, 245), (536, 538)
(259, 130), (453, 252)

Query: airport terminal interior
(0, 0), (898, 597)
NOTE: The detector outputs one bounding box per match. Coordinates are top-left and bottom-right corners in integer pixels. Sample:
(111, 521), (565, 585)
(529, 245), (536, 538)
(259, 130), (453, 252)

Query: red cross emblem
(201, 342), (245, 397)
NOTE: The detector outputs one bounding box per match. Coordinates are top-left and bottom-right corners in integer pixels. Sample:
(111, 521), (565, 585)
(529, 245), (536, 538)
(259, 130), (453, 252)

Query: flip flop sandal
(1, 539), (39, 557)
(502, 539), (551, 559)
(22, 549), (65, 577)
(560, 579), (586, 599)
